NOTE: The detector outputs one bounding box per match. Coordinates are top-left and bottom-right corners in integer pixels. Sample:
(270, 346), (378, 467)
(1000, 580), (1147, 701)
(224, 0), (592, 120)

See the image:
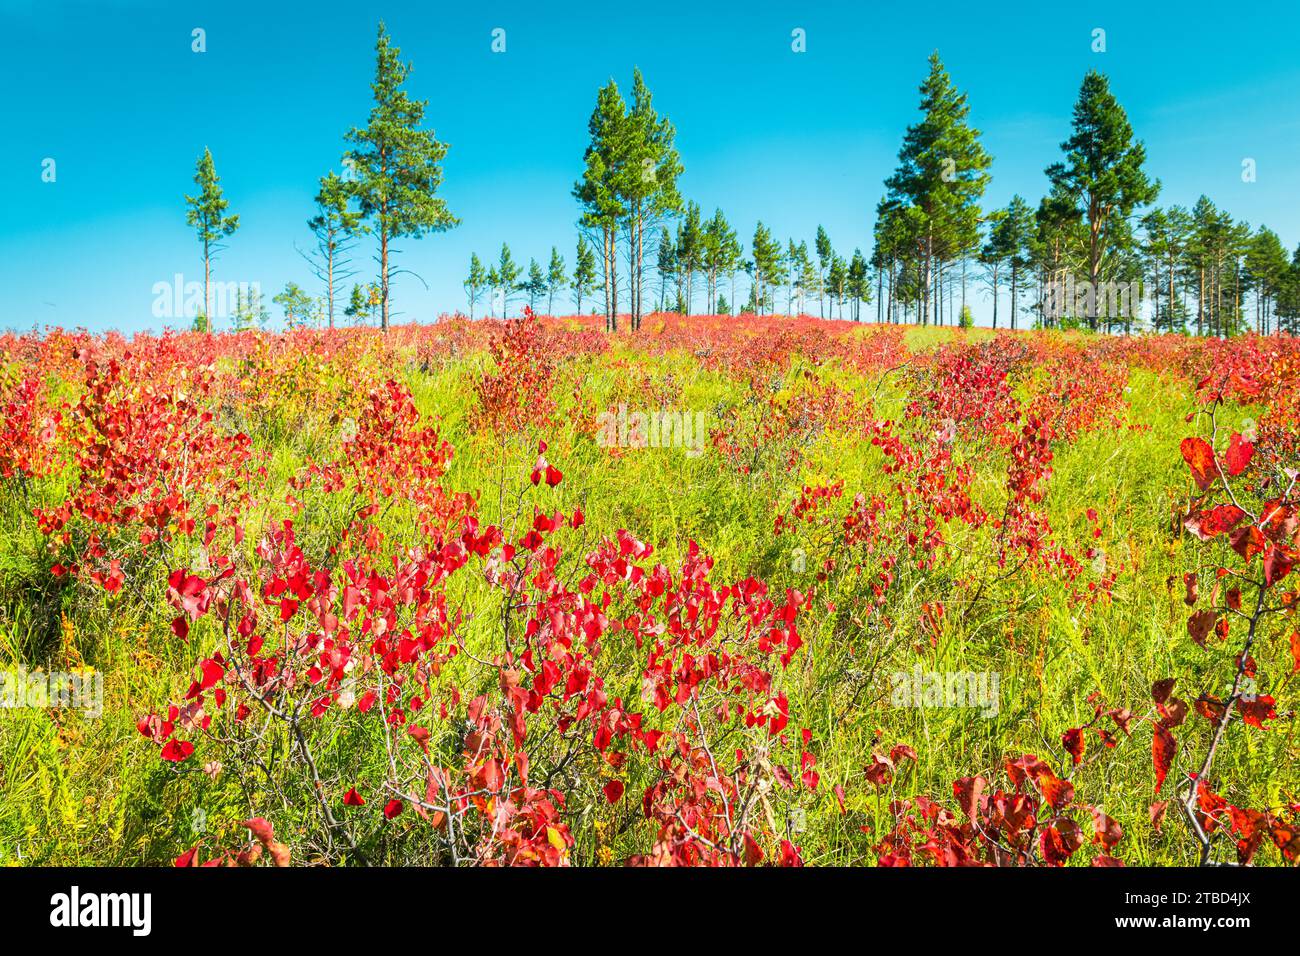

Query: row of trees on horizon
(182, 23), (1300, 337)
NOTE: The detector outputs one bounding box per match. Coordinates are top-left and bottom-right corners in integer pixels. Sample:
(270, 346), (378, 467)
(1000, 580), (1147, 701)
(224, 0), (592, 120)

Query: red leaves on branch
(160, 739), (195, 762)
(1061, 728), (1086, 766)
(1179, 437), (1216, 490)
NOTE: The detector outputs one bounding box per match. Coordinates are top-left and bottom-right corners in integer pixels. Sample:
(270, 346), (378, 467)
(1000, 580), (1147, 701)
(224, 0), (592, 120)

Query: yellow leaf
(546, 826), (566, 851)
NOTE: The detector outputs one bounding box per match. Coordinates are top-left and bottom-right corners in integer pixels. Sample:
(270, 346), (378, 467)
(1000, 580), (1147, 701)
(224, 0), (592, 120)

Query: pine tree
(797, 242), (818, 316)
(525, 258), (546, 312)
(718, 218), (744, 316)
(485, 265), (500, 318)
(826, 255), (847, 320)
(848, 249), (870, 320)
(184, 147), (239, 325)
(618, 69), (683, 331)
(344, 283), (372, 325)
(979, 209), (1007, 328)
(656, 226), (677, 312)
(1278, 244), (1300, 334)
(306, 171), (365, 328)
(701, 209), (737, 315)
(574, 81), (627, 332)
(345, 22), (458, 330)
(883, 53), (992, 326)
(572, 237), (597, 314)
(675, 202), (703, 314)
(1045, 70), (1159, 329)
(274, 282), (317, 327)
(983, 195), (1034, 329)
(497, 244), (521, 318)
(1246, 227), (1290, 334)
(233, 286), (269, 330)
(546, 247), (567, 315)
(814, 225), (832, 318)
(750, 222), (784, 315)
(1030, 184), (1087, 326)
(1141, 209), (1178, 333)
(785, 240), (800, 314)
(464, 253), (487, 319)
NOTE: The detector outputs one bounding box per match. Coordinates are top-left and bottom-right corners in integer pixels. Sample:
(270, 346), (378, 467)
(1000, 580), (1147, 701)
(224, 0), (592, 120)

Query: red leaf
(1179, 437), (1216, 490)
(243, 817), (275, 845)
(1187, 610), (1216, 647)
(1236, 695), (1277, 729)
(1039, 773), (1075, 810)
(383, 799), (404, 820)
(174, 846), (201, 867)
(889, 744), (918, 764)
(863, 752), (893, 788)
(1263, 544), (1295, 587)
(1185, 505), (1246, 541)
(1061, 727), (1086, 765)
(198, 657), (223, 690)
(1230, 525), (1266, 561)
(1091, 806), (1123, 849)
(1158, 697), (1188, 729)
(1040, 819), (1084, 866)
(1225, 432), (1254, 476)
(343, 787), (365, 806)
(160, 739), (194, 762)
(1152, 724), (1176, 794)
(1194, 694), (1227, 724)
(602, 780), (625, 804)
(1151, 677), (1176, 705)
(953, 775), (986, 820)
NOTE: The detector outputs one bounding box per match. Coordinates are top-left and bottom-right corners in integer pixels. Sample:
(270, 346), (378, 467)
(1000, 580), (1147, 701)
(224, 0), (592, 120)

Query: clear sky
(2, 0), (1299, 333)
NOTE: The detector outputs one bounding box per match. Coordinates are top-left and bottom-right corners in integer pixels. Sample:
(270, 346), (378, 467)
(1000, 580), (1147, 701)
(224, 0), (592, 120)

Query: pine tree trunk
(992, 264), (999, 329)
(602, 230), (612, 332)
(380, 228), (390, 332)
(1088, 195), (1103, 331)
(609, 227), (618, 333)
(886, 260), (894, 324)
(1010, 264), (1018, 331)
(1197, 267), (1204, 337)
(204, 238), (211, 324)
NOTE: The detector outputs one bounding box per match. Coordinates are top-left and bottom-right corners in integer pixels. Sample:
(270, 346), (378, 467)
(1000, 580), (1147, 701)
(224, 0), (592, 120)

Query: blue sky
(2, 0), (1299, 332)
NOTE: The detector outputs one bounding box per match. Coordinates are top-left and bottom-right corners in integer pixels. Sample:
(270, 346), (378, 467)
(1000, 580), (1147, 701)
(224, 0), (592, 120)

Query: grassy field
(1, 314), (1296, 867)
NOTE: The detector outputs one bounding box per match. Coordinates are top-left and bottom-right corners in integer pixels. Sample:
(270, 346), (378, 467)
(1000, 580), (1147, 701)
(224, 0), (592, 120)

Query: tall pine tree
(184, 147), (239, 325)
(1045, 70), (1158, 329)
(883, 53), (992, 326)
(345, 22), (458, 330)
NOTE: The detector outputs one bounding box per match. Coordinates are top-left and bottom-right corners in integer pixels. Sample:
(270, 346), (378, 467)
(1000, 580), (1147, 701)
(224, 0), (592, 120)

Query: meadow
(0, 313), (1296, 867)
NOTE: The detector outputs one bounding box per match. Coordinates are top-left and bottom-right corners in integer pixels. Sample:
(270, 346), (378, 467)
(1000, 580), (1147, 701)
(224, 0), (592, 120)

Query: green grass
(1, 325), (1294, 866)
